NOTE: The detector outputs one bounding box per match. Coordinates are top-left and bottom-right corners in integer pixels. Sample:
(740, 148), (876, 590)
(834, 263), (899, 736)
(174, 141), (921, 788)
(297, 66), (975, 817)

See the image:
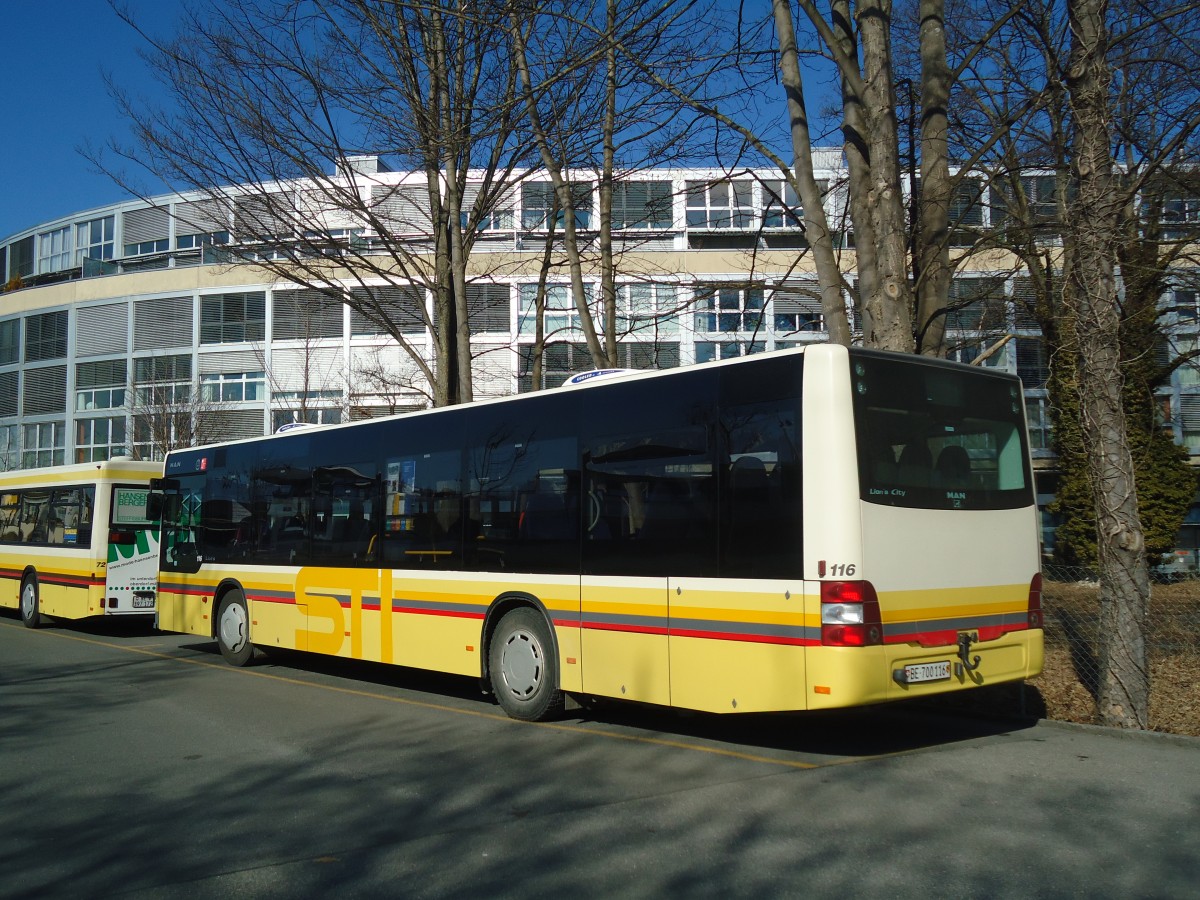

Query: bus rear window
(850, 352), (1033, 510)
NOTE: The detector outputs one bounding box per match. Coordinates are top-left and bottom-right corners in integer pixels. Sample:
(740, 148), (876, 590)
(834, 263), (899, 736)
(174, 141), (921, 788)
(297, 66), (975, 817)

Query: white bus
(1, 459), (161, 628)
(153, 346), (1043, 720)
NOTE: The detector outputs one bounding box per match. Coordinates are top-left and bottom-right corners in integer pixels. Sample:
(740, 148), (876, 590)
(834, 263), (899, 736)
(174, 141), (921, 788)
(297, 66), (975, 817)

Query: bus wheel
(489, 607), (564, 722)
(216, 590), (254, 666)
(20, 576), (41, 629)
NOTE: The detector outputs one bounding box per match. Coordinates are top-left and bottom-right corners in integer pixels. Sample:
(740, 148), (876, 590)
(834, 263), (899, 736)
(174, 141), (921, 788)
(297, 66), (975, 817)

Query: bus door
(106, 485), (160, 614)
(582, 428), (712, 708)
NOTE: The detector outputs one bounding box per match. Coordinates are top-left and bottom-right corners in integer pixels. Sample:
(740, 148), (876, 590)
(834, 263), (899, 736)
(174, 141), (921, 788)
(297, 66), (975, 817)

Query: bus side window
(721, 399), (802, 579)
(20, 492), (49, 543)
(0, 492), (19, 541)
(76, 488), (94, 546)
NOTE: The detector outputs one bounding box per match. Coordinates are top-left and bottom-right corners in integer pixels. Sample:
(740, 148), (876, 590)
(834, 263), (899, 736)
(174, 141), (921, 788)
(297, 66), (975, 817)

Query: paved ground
(1, 612), (1197, 898)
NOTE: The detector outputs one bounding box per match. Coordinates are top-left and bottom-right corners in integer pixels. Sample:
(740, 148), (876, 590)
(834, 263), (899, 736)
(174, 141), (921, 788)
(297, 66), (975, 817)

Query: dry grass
(919, 581), (1200, 736)
(1032, 581), (1200, 736)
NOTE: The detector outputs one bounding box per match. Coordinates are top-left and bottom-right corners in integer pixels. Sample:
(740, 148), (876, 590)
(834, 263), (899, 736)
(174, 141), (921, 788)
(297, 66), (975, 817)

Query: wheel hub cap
(500, 630), (542, 698)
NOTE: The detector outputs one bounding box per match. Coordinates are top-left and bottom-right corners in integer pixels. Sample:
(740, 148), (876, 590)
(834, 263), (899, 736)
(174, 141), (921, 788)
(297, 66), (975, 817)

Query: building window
(76, 359), (128, 412)
(200, 371), (265, 403)
(761, 180), (803, 228)
(76, 217), (115, 265)
(22, 421), (65, 468)
(616, 284), (679, 337)
(949, 178), (985, 227)
(76, 416), (128, 463)
(1172, 289), (1198, 324)
(272, 399), (343, 432)
(611, 181), (673, 230)
(945, 277), (1008, 331)
(25, 311), (68, 362)
(1180, 395), (1200, 452)
(772, 285), (825, 336)
(37, 226), (73, 274)
(521, 181), (593, 230)
(1016, 338), (1049, 389)
(694, 285), (766, 334)
(134, 355), (194, 406)
(518, 341), (679, 392)
(0, 424), (18, 471)
(200, 292), (266, 344)
(948, 340), (1008, 368)
(462, 207), (514, 232)
(1162, 191), (1200, 240)
(686, 179), (753, 229)
(76, 386), (127, 412)
(1025, 397), (1053, 451)
(176, 230), (230, 250)
(0, 318), (19, 365)
(9, 236), (34, 279)
(518, 283), (595, 338)
(694, 340), (766, 363)
(124, 238), (170, 257)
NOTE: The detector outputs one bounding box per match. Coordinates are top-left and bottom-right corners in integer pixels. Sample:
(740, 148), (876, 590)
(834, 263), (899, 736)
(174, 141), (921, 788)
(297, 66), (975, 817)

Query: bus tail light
(1028, 573), (1043, 629)
(821, 581), (883, 646)
(109, 529), (137, 546)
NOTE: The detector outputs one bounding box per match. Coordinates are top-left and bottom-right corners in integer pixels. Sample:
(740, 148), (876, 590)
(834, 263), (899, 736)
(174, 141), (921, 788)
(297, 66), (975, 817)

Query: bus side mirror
(145, 493), (164, 522)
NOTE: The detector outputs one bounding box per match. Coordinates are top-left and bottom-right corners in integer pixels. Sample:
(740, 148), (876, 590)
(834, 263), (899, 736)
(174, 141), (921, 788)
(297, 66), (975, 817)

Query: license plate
(132, 597), (155, 609)
(903, 661), (951, 683)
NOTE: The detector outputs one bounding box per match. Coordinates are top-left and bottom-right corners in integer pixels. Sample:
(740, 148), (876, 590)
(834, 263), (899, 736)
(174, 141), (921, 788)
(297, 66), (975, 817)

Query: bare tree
(950, 0), (1200, 727)
(1062, 0), (1148, 729)
(128, 382), (229, 461)
(101, 0), (533, 407)
(507, 0), (716, 370)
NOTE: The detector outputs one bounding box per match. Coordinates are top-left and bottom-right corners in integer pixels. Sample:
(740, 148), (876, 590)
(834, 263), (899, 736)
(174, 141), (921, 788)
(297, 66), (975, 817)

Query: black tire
(489, 607), (564, 721)
(19, 576), (41, 629)
(216, 589), (254, 666)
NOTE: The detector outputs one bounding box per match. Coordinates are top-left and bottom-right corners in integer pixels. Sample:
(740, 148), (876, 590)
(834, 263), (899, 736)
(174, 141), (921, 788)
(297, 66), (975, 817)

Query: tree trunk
(1065, 0), (1150, 729)
(829, 0), (881, 335)
(509, 14), (607, 370)
(771, 0), (851, 345)
(599, 0), (619, 367)
(857, 0), (914, 352)
(915, 0), (952, 358)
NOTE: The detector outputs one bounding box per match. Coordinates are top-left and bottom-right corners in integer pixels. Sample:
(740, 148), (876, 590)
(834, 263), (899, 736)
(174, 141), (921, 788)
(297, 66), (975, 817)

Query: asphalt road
(2, 611), (1197, 899)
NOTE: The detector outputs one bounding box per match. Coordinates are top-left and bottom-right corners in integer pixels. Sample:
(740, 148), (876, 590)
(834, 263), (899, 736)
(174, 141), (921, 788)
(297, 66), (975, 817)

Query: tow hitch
(955, 631), (982, 678)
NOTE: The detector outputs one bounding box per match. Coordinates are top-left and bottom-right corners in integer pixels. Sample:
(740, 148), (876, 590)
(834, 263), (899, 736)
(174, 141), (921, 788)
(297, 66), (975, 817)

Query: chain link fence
(1035, 563), (1200, 736)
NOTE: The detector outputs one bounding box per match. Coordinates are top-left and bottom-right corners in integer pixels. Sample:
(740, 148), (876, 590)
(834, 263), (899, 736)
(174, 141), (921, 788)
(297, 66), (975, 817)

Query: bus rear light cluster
(1028, 573), (1044, 629)
(821, 580), (883, 647)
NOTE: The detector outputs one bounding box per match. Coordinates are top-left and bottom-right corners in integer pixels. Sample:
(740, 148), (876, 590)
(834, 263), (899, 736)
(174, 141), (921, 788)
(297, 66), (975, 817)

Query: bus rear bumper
(805, 629), (1044, 710)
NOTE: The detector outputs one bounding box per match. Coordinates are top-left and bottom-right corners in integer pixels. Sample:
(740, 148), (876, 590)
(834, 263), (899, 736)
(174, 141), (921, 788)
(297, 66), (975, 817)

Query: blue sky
(0, 1), (183, 240)
(0, 2), (834, 243)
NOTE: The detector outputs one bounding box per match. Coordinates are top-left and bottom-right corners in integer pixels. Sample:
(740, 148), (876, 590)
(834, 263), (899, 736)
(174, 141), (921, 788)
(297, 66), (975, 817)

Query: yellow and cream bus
(1, 459), (162, 628)
(153, 346), (1043, 720)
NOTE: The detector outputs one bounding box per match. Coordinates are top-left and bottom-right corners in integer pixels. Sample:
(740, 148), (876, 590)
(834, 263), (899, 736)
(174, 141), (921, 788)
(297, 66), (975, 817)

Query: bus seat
(312, 494), (334, 541)
(336, 499), (372, 552)
(639, 479), (694, 542)
(935, 445), (971, 489)
(897, 443), (932, 487)
(520, 491), (573, 541)
(869, 443), (898, 482)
